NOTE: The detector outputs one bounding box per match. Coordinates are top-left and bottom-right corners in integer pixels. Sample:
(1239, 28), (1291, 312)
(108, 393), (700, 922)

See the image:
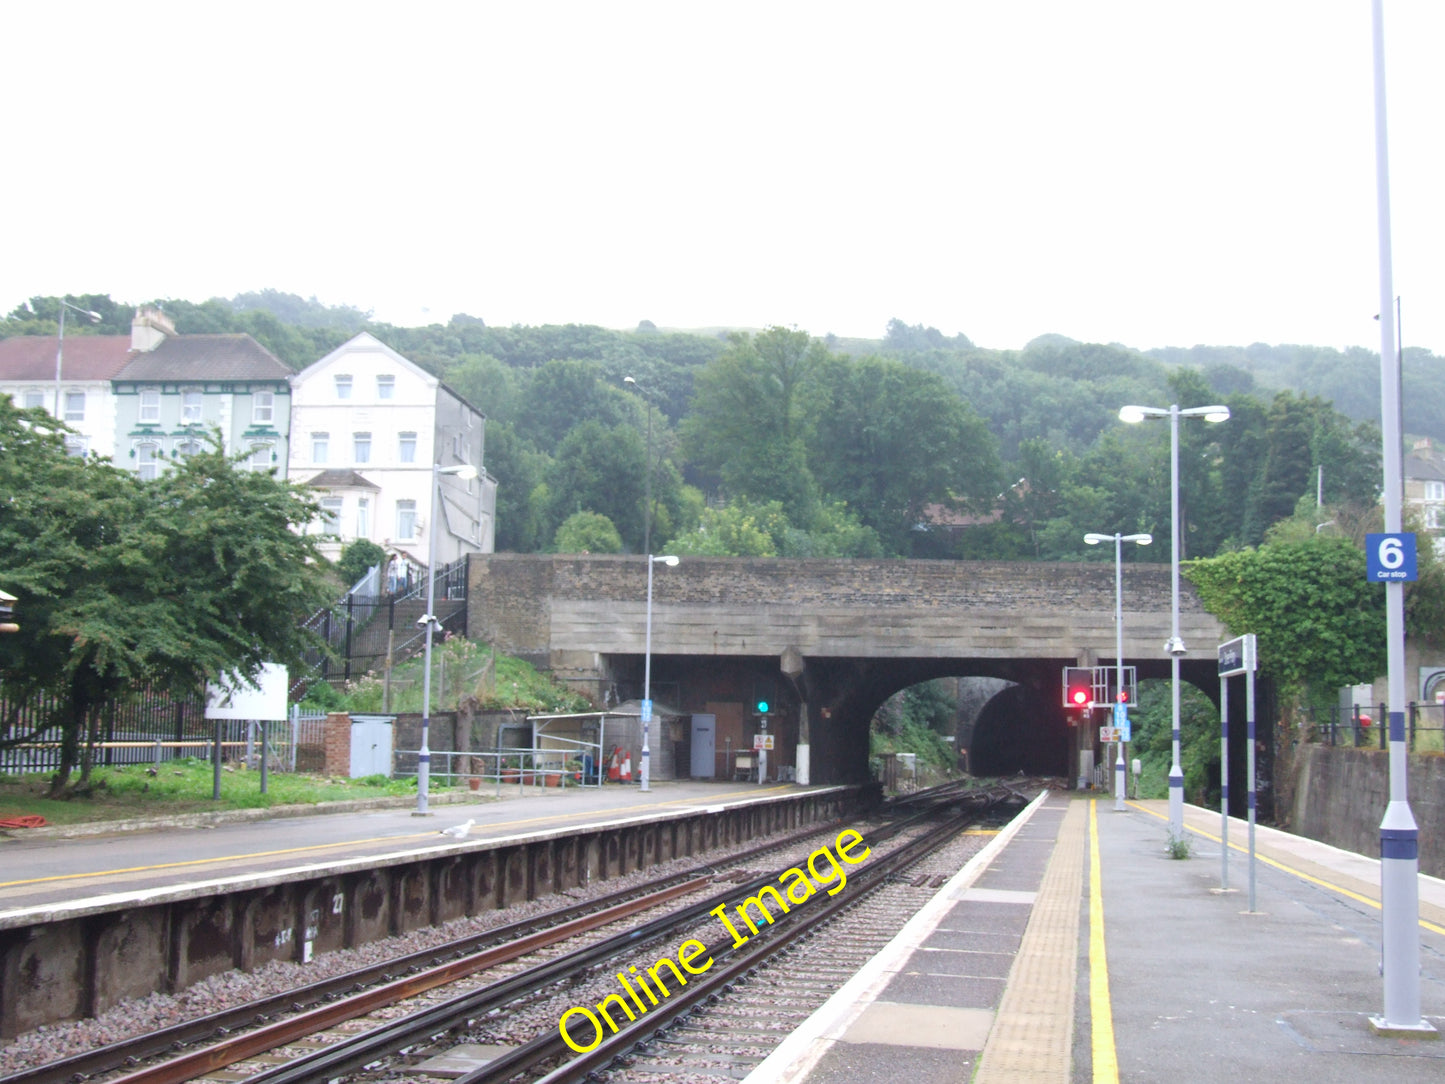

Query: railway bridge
(466, 554), (1227, 786)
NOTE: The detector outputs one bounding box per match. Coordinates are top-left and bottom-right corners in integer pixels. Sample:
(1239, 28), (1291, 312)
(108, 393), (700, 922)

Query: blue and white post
(1367, 0), (1431, 1037)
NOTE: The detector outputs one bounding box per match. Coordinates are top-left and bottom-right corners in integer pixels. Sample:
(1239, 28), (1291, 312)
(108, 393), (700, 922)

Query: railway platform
(0, 780), (817, 911)
(748, 793), (1445, 1083)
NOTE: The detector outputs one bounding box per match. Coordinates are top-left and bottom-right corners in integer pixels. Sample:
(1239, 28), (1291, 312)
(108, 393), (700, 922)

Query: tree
(682, 327), (824, 523)
(544, 421), (647, 550)
(0, 407), (333, 793)
(553, 511), (623, 554)
(1184, 535), (1385, 698)
(337, 539), (386, 588)
(808, 356), (1000, 554)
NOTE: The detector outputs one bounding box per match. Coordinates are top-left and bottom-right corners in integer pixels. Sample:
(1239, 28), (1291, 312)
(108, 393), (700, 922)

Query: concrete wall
(0, 787), (857, 1035)
(468, 553), (1224, 672)
(1290, 744), (1445, 878)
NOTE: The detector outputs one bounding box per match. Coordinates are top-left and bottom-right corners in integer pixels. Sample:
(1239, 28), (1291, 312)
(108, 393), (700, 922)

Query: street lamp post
(1119, 402), (1229, 845)
(54, 300), (102, 421)
(641, 553), (679, 793)
(623, 376), (655, 556)
(415, 461), (479, 816)
(1084, 531), (1152, 812)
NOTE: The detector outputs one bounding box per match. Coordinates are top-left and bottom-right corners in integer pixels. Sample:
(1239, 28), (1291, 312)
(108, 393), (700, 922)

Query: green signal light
(757, 701), (769, 713)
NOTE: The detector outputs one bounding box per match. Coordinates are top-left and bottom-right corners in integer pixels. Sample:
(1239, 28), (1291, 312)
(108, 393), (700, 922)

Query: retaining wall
(0, 787), (857, 1036)
(1289, 744), (1445, 878)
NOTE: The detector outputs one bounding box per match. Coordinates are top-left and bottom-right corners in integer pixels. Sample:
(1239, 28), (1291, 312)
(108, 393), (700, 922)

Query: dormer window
(335, 374), (353, 400)
(139, 388), (160, 423)
(376, 374), (395, 400)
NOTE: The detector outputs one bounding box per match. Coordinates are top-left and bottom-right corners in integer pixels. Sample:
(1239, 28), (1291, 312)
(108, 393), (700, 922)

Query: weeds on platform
(1167, 833), (1193, 860)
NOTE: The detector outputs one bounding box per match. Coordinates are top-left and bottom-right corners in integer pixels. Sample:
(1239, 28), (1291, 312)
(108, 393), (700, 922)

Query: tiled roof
(1406, 453), (1445, 483)
(303, 470), (381, 490)
(115, 335), (292, 382)
(0, 335), (134, 380)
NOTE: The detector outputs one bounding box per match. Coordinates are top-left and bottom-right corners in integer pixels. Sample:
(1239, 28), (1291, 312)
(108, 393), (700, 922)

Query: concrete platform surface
(0, 781), (814, 911)
(747, 793), (1445, 1084)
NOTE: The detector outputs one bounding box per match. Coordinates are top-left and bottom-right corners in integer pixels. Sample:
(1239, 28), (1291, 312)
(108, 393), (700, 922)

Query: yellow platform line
(0, 786), (794, 889)
(974, 799), (1085, 1083)
(1089, 800), (1119, 1083)
(1125, 800), (1445, 937)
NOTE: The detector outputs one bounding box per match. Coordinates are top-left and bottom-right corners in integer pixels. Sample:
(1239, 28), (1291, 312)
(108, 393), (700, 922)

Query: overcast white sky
(5, 2), (1441, 354)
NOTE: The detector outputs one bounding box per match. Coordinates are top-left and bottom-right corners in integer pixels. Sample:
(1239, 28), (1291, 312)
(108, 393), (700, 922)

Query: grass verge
(0, 759), (438, 827)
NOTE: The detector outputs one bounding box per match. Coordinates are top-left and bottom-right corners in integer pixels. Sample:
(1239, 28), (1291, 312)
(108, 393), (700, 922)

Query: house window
(396, 499), (417, 539)
(139, 388), (160, 423)
(353, 432), (371, 464)
(312, 432), (329, 464)
(320, 497), (343, 535)
(334, 374), (353, 399)
(181, 390), (203, 424)
(63, 436), (88, 458)
(64, 390), (86, 422)
(22, 389), (45, 409)
(376, 374), (395, 400)
(398, 431), (417, 463)
(1426, 481), (1445, 502)
(136, 442), (161, 481)
(176, 438), (204, 459)
(247, 442), (273, 473)
(357, 497), (371, 539)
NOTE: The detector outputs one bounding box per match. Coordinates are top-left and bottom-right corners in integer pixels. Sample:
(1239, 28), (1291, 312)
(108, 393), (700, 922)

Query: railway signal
(1062, 667), (1093, 713)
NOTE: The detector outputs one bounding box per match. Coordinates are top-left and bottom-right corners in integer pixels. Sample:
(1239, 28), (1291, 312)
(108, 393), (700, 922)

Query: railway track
(4, 780), (1033, 1084)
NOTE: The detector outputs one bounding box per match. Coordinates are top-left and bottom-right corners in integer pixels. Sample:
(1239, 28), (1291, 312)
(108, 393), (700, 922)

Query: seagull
(439, 819), (474, 839)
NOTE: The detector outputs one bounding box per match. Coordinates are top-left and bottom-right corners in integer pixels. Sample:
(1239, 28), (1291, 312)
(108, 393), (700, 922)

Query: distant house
(0, 328), (133, 458)
(288, 332), (496, 576)
(1405, 438), (1445, 556)
(110, 308), (293, 478)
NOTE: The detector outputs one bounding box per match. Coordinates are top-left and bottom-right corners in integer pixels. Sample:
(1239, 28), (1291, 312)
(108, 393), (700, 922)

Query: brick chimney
(131, 306), (176, 352)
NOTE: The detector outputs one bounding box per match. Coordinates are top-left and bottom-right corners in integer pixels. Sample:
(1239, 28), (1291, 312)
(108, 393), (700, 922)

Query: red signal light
(1070, 687), (1090, 707)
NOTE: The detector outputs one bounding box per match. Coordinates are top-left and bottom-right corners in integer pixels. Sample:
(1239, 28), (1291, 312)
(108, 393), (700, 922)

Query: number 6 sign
(1366, 532), (1417, 582)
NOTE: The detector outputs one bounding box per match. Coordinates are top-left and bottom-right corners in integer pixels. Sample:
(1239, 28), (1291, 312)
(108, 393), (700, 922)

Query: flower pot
(544, 772), (562, 787)
(468, 777), (482, 792)
(502, 769), (520, 783)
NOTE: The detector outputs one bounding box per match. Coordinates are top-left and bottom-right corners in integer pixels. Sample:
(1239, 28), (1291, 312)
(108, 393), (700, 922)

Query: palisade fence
(0, 687), (331, 776)
(1304, 701), (1445, 754)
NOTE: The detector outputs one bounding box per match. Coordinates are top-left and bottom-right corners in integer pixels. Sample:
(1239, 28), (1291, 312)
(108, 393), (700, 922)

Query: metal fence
(1307, 701), (1445, 754)
(0, 693), (332, 777)
(294, 557), (469, 697)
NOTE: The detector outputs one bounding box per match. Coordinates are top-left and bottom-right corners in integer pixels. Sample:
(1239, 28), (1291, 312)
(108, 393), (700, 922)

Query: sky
(5, 1), (1442, 355)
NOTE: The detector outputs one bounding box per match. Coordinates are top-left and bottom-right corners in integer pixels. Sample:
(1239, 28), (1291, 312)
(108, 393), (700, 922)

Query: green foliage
(0, 759), (419, 823)
(336, 539), (386, 588)
(1185, 535), (1385, 697)
(870, 680), (960, 773)
(0, 409), (333, 793)
(545, 421), (647, 549)
(668, 502), (779, 557)
(1127, 678), (1219, 805)
(553, 510), (624, 555)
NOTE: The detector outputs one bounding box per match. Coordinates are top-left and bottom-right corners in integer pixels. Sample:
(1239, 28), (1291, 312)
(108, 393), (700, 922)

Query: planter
(468, 777), (483, 792)
(544, 772), (562, 787)
(502, 769), (520, 783)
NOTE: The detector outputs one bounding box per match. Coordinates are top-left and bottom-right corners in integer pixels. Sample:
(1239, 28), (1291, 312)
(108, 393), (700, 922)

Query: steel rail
(227, 800), (974, 1084)
(463, 803), (999, 1084)
(1, 809), (862, 1084)
(99, 878), (713, 1084)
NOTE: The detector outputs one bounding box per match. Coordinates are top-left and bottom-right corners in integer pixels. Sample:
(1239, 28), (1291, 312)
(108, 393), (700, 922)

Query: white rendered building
(289, 333), (496, 579)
